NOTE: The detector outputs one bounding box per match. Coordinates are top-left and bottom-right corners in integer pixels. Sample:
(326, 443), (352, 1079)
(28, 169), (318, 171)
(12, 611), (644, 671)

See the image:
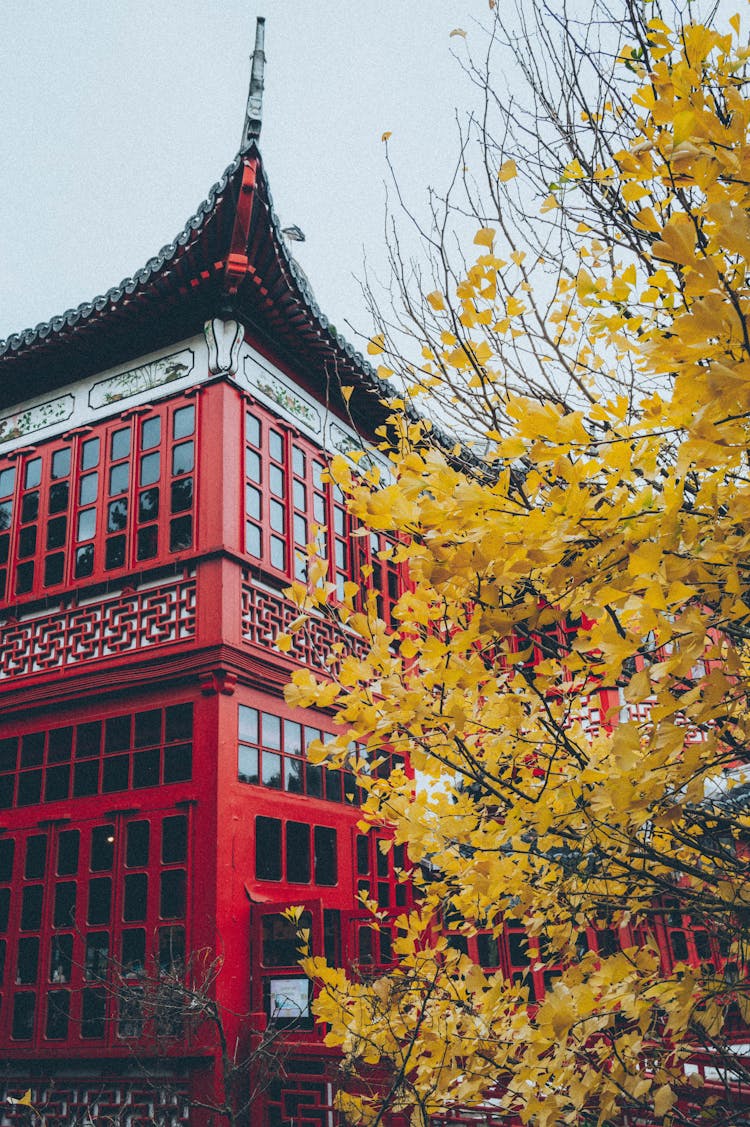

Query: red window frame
(254, 814), (339, 889)
(237, 704), (360, 805)
(242, 398), (403, 623)
(0, 702), (193, 813)
(0, 395), (197, 606)
(0, 809), (190, 1050)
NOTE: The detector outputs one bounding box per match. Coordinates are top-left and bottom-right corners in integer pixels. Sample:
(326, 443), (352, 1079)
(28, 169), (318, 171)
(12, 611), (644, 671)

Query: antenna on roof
(240, 16), (266, 151)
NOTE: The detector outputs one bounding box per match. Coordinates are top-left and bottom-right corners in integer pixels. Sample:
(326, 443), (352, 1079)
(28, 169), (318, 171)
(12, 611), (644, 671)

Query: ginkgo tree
(283, 6), (750, 1126)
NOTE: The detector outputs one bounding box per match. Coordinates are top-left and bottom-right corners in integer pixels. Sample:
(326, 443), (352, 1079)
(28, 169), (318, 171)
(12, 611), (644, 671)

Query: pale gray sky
(0, 2), (476, 353)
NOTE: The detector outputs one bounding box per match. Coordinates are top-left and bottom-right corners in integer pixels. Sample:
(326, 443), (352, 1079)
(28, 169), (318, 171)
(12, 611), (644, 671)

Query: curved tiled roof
(0, 150), (382, 393)
(0, 139), (396, 435)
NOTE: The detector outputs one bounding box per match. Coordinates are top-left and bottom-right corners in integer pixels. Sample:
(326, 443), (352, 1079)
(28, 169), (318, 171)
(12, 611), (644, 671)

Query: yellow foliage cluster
(285, 16), (750, 1126)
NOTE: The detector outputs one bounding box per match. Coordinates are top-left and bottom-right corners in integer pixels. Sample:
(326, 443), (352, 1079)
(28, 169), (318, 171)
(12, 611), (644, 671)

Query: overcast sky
(0, 2), (476, 356)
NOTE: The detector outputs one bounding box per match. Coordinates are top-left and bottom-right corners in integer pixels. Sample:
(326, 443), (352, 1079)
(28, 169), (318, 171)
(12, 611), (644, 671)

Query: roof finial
(240, 17), (266, 151)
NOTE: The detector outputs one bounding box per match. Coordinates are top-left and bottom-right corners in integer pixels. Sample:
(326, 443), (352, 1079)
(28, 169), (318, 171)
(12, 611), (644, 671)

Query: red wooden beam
(223, 157), (258, 297)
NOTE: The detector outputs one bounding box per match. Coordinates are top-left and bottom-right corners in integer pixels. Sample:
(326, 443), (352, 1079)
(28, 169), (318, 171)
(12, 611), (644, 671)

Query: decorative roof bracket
(223, 158), (258, 298)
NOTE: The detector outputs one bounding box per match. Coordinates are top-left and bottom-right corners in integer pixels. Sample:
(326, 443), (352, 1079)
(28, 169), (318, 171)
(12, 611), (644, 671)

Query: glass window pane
(81, 987), (106, 1038)
(124, 873), (148, 921)
(269, 431), (284, 461)
(21, 885), (43, 930)
(48, 481), (69, 513)
(50, 935), (73, 983)
(284, 721), (302, 755)
(84, 933), (108, 980)
(75, 544), (94, 576)
(246, 522), (261, 556)
(25, 834), (46, 878)
(293, 480), (306, 509)
(173, 405), (195, 439)
(245, 413), (261, 446)
(25, 458), (41, 489)
(172, 442), (194, 475)
(270, 499), (285, 532)
(292, 447), (305, 476)
(270, 536), (285, 569)
(255, 817), (281, 881)
(0, 467), (16, 497)
(20, 491), (38, 522)
(140, 452), (160, 486)
(81, 437), (100, 470)
(91, 825), (115, 872)
(246, 449), (261, 482)
(262, 713), (281, 749)
(135, 709), (161, 747)
(284, 757), (303, 793)
(105, 714), (131, 753)
(136, 526), (158, 560)
(160, 870), (185, 918)
(21, 733), (44, 768)
(16, 935), (39, 983)
(164, 743), (191, 782)
(45, 989), (70, 1039)
(165, 703), (192, 741)
(270, 465), (285, 498)
(0, 838), (14, 882)
(169, 515), (192, 551)
(107, 498), (128, 532)
(51, 448), (71, 479)
(126, 821), (150, 868)
(53, 882), (77, 928)
(262, 751), (281, 789)
(314, 826), (337, 885)
(170, 477), (192, 513)
(162, 816), (187, 863)
(246, 485), (261, 520)
(239, 706), (258, 743)
(111, 428), (131, 461)
(12, 993), (35, 1040)
(79, 472), (99, 506)
(141, 417), (161, 450)
(109, 462), (129, 496)
(105, 534), (126, 569)
(57, 830), (79, 876)
(77, 509), (96, 542)
(138, 486), (159, 520)
(238, 744), (258, 784)
(286, 822), (310, 883)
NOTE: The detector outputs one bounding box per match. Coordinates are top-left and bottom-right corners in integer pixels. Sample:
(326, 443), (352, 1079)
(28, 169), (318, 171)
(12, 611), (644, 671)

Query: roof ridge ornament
(240, 16), (266, 152)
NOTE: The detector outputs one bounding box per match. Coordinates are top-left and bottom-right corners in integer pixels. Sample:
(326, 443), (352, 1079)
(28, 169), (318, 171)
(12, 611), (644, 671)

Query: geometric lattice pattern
(241, 571), (368, 673)
(0, 1077), (190, 1126)
(0, 572), (196, 680)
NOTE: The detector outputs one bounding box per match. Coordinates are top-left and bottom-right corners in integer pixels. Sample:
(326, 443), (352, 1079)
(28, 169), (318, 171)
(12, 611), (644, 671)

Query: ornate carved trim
(0, 395), (75, 446)
(88, 348), (195, 409)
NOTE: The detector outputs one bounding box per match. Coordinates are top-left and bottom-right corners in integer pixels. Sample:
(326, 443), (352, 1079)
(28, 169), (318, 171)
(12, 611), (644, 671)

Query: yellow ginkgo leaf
(474, 227), (496, 247)
(450, 27), (467, 37)
(498, 159), (517, 182)
(381, 131), (392, 142)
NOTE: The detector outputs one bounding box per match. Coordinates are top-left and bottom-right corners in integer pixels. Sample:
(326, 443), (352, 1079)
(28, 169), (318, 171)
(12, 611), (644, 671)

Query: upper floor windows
(0, 399), (196, 605)
(243, 403), (402, 622)
(237, 705), (361, 805)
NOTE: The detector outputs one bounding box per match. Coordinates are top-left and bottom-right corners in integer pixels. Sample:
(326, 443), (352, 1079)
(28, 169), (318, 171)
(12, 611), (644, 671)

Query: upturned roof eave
(0, 143), (394, 434)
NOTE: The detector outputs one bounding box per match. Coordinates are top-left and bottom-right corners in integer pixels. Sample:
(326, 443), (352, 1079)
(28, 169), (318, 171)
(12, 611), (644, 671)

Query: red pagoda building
(0, 20), (405, 1125)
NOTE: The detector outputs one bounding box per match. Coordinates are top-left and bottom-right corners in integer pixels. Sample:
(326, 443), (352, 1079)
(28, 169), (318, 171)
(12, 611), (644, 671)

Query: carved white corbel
(204, 318), (244, 376)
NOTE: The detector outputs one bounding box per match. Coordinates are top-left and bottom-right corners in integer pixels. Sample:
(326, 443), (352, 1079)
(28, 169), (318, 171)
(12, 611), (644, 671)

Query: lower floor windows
(0, 810), (189, 1048)
(255, 816), (338, 887)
